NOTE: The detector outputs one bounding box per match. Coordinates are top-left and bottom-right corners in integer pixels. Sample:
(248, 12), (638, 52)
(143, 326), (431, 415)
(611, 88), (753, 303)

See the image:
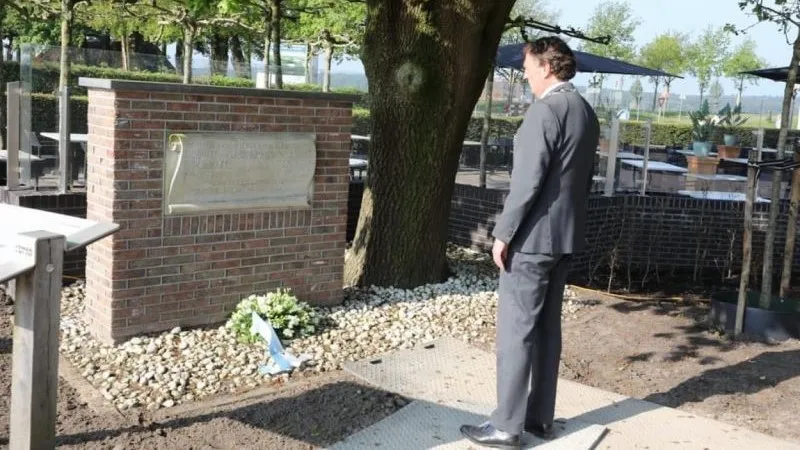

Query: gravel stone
(55, 246), (594, 411)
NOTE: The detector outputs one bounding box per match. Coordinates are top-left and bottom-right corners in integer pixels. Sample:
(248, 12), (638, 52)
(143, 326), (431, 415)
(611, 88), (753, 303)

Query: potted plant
(688, 101), (718, 157)
(717, 103), (748, 156)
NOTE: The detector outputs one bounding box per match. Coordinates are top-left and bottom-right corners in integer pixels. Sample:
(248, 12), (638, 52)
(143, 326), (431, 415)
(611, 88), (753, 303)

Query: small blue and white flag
(249, 312), (309, 375)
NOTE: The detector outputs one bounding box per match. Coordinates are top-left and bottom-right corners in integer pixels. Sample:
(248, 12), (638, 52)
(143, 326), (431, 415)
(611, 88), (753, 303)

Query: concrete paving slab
(341, 336), (800, 450)
(328, 399), (608, 450)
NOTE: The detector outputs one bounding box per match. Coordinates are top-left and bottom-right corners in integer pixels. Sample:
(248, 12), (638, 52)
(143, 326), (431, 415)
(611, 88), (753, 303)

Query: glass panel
(19, 44), (34, 187)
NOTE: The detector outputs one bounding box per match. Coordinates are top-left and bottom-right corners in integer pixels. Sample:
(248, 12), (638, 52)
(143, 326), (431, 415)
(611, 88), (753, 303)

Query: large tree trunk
(270, 0), (283, 89)
(305, 43), (313, 84)
(781, 150), (800, 298)
(767, 30), (800, 305)
(59, 0), (74, 91)
(650, 77), (660, 112)
(121, 32), (130, 71)
(175, 39), (183, 75)
(505, 70), (517, 109)
(323, 42), (333, 92)
(182, 27), (195, 84)
(230, 36), (248, 78)
(210, 33), (229, 77)
(344, 0), (515, 288)
(480, 68), (494, 188)
(736, 77), (744, 111)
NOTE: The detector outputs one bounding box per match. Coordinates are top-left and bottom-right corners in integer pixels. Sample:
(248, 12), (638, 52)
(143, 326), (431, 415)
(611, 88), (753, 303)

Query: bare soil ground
(2, 286), (800, 448)
(473, 289), (800, 444)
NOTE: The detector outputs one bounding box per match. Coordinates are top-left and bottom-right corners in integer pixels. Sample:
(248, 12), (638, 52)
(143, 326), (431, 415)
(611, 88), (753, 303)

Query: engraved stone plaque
(163, 132), (316, 215)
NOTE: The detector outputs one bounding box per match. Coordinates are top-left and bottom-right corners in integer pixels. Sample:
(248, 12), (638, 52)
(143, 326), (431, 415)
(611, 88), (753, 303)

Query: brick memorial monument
(78, 78), (355, 344)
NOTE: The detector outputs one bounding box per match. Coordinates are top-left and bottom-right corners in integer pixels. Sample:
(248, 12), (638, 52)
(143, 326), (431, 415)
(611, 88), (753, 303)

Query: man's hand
(492, 239), (508, 271)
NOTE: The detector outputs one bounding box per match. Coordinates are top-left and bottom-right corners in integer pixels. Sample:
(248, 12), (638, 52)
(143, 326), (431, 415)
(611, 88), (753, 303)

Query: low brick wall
(445, 183), (797, 282)
(0, 188), (87, 278)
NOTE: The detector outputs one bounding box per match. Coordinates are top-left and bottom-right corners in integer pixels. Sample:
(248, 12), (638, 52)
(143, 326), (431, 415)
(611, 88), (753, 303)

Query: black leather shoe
(524, 422), (554, 440)
(460, 421), (520, 449)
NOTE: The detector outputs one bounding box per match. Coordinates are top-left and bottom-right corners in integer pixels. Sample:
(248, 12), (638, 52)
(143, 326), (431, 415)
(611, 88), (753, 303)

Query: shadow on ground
(613, 299), (784, 366)
(643, 349), (800, 408)
(47, 381), (403, 448)
(0, 338), (10, 355)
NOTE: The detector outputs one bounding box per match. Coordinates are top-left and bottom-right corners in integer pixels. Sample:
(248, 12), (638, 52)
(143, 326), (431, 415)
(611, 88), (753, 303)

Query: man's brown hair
(523, 36), (577, 81)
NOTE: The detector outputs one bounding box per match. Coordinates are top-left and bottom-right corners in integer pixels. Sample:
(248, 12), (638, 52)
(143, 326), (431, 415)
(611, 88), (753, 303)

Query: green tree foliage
(685, 25), (730, 103)
(638, 31), (688, 111)
(722, 37), (767, 109)
(295, 0), (365, 91)
(579, 0), (640, 94)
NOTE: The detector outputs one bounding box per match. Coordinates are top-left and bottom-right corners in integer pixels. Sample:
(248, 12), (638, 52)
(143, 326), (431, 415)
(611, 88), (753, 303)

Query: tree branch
(752, 2), (800, 28)
(506, 16), (612, 45)
(201, 16), (261, 33)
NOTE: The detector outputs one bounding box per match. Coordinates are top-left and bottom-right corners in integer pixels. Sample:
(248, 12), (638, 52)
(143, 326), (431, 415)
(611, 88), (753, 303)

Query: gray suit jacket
(492, 82), (600, 254)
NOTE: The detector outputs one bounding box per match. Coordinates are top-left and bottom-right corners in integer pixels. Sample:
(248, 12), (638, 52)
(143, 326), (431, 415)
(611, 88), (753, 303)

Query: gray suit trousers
(489, 251), (571, 434)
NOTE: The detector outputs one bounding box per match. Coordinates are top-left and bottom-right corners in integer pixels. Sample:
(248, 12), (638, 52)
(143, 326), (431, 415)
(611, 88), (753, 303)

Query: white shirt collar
(539, 81), (569, 99)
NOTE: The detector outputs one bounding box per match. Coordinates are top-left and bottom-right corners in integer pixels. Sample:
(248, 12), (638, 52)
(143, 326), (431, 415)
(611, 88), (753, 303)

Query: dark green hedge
(354, 111), (792, 149)
(4, 61), (369, 108)
(353, 109), (523, 140)
(14, 96), (794, 150)
(31, 94), (88, 134)
(618, 120), (796, 149)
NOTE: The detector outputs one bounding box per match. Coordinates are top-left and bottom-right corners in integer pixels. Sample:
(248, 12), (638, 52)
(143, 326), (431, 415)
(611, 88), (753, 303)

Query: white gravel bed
(51, 247), (594, 411)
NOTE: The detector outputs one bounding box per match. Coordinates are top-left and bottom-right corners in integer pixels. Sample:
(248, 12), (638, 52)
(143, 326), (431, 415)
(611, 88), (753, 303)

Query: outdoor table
(39, 132), (88, 145)
(677, 190), (770, 203)
(683, 173), (747, 182)
(621, 159), (687, 192)
(350, 157), (368, 180)
(676, 149), (718, 157)
(598, 150), (644, 160)
(0, 150), (46, 187)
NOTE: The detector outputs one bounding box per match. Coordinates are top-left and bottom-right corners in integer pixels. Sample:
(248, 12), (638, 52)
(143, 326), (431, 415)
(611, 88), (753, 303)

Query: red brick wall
(82, 79), (353, 344)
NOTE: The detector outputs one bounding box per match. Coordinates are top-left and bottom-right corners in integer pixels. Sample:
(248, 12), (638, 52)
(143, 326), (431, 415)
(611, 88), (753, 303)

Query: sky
(330, 0), (796, 99)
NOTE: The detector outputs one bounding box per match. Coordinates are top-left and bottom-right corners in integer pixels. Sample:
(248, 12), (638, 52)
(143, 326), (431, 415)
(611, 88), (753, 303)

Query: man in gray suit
(460, 36), (600, 448)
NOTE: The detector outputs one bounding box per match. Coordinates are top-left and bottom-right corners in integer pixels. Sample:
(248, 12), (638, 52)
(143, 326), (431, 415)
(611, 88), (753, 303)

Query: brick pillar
(80, 78), (354, 344)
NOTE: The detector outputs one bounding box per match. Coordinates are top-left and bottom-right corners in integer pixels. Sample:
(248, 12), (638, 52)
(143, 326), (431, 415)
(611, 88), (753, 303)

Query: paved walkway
(329, 336), (800, 450)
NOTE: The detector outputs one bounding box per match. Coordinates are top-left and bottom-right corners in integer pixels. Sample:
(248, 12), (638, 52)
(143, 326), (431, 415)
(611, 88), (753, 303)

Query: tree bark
(175, 38), (183, 75)
(736, 76), (744, 111)
(210, 33), (229, 77)
(305, 43), (313, 84)
(480, 68), (494, 188)
(651, 77), (660, 112)
(264, 33), (271, 86)
(182, 27), (195, 84)
(231, 36), (248, 78)
(323, 42), (332, 92)
(270, 0), (283, 89)
(761, 30), (800, 308)
(121, 33), (130, 71)
(781, 150), (800, 298)
(505, 70), (517, 109)
(344, 0), (515, 288)
(59, 0), (74, 91)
